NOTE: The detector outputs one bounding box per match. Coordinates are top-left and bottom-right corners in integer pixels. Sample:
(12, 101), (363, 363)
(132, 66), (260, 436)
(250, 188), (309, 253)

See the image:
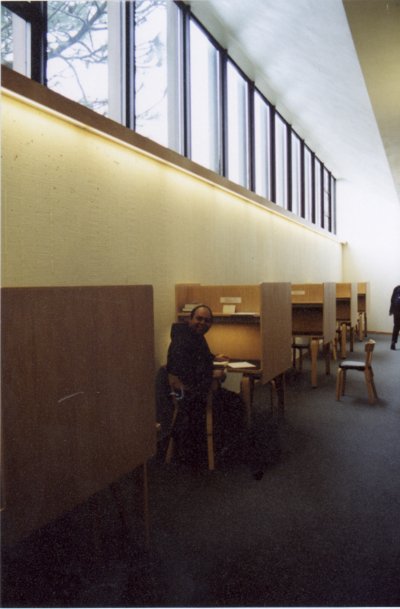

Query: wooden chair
(291, 336), (310, 371)
(165, 375), (215, 470)
(336, 339), (378, 404)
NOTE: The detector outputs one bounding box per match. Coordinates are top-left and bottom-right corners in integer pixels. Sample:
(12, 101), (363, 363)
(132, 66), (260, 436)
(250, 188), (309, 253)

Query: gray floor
(3, 334), (400, 607)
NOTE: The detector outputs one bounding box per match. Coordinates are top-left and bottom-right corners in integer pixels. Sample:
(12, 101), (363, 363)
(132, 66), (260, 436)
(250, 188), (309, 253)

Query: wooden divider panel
(260, 283), (292, 383)
(358, 282), (367, 313)
(291, 283), (324, 304)
(175, 284), (260, 314)
(1, 286), (156, 545)
(336, 282), (358, 326)
(206, 324), (261, 360)
(291, 283), (336, 343)
(322, 282), (337, 342)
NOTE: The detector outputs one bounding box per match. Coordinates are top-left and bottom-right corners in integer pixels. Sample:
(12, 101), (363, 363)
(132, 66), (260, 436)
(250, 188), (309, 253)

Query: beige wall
(2, 94), (342, 365)
(337, 159), (400, 335)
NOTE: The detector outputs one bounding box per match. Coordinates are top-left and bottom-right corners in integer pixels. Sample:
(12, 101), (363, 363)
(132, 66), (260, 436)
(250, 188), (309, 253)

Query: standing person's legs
(391, 312), (400, 349)
(176, 393), (207, 467)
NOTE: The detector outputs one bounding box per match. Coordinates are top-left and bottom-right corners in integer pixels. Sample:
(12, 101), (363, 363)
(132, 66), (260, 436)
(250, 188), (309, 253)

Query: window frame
(2, 1), (47, 83)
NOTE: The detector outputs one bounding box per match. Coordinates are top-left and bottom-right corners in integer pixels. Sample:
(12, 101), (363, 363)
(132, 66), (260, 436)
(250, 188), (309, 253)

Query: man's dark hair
(190, 304), (213, 322)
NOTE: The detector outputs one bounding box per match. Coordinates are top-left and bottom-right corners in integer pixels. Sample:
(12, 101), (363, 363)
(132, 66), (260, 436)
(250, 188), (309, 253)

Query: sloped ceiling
(190, 0), (400, 205)
(344, 0), (400, 202)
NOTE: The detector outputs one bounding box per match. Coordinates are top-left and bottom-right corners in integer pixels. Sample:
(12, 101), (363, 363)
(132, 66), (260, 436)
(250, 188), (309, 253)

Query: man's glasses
(194, 315), (212, 324)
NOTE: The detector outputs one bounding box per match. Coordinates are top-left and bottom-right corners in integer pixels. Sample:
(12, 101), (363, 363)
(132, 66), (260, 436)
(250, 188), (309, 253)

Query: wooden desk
(2, 286), (156, 547)
(176, 283), (292, 421)
(291, 283), (336, 387)
(336, 282), (358, 358)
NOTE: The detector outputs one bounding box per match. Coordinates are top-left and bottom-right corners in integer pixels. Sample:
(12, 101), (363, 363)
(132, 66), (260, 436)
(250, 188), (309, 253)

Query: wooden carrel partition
(291, 283), (336, 342)
(357, 282), (369, 337)
(336, 282), (358, 326)
(1, 285), (156, 546)
(175, 283), (292, 384)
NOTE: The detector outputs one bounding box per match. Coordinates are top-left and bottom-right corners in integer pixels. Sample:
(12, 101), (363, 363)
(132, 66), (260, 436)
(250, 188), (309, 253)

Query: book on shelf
(181, 303), (201, 312)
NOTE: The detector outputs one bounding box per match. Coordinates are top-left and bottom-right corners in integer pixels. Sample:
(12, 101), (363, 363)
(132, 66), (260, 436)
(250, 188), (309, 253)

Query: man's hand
(168, 374), (185, 391)
(214, 354), (228, 362)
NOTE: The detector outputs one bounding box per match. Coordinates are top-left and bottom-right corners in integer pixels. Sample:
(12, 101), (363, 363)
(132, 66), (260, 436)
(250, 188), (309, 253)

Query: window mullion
(310, 151), (316, 224)
(125, 1), (135, 130)
(287, 126), (292, 212)
(248, 81), (255, 192)
(300, 140), (305, 218)
(220, 49), (228, 178)
(30, 2), (46, 84)
(269, 107), (276, 203)
(182, 8), (191, 159)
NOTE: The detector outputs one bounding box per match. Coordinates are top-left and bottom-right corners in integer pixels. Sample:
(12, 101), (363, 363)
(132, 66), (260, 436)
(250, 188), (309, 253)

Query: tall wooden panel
(260, 283), (292, 383)
(322, 282), (337, 342)
(1, 286), (156, 545)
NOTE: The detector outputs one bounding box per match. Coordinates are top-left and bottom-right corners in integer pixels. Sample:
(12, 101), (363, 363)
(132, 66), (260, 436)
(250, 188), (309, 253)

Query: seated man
(166, 304), (244, 467)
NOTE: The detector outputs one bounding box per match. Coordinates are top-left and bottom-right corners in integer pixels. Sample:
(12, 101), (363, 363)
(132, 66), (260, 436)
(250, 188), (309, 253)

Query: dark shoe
(391, 343), (396, 350)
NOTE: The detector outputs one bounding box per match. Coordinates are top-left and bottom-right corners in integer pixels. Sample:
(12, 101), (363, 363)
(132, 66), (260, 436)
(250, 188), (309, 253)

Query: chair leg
(365, 367), (378, 404)
(165, 435), (175, 463)
(270, 373), (285, 420)
(336, 368), (343, 401)
(165, 403), (179, 464)
(370, 371), (378, 400)
(342, 369), (347, 395)
(206, 393), (215, 470)
(310, 338), (319, 387)
(240, 375), (253, 427)
(323, 342), (331, 376)
(340, 323), (347, 359)
(332, 338), (337, 361)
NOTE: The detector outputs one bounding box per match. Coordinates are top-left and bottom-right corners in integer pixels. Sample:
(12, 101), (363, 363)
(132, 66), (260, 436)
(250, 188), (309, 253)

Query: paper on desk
(228, 361), (256, 368)
(223, 372), (242, 393)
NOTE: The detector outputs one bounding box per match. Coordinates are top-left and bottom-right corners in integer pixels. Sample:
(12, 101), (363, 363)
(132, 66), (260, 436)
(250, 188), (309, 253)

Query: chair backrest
(170, 322), (187, 340)
(364, 339), (376, 367)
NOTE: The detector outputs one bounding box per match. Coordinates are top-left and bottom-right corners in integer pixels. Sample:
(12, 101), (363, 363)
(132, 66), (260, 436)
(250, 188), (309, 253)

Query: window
(254, 91), (271, 200)
(323, 168), (333, 231)
(135, 0), (182, 152)
(1, 5), (31, 77)
(291, 132), (301, 215)
(314, 158), (322, 227)
(226, 60), (249, 188)
(274, 114), (288, 207)
(189, 19), (220, 172)
(303, 147), (313, 221)
(47, 1), (111, 117)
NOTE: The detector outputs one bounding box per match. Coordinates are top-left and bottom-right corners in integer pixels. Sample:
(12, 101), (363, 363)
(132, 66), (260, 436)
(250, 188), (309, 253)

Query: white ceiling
(189, 0), (400, 206)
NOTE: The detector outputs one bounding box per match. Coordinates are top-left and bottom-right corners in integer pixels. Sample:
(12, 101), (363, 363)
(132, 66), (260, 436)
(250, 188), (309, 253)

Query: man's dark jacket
(166, 322), (214, 397)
